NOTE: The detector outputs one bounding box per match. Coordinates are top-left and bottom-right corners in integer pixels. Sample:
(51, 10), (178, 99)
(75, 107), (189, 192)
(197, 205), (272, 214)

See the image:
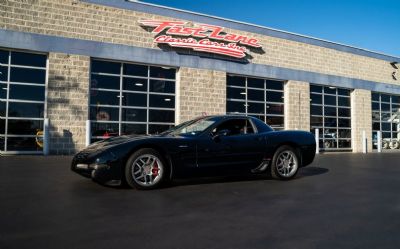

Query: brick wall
(0, 0), (397, 86)
(47, 52), (89, 154)
(178, 67), (226, 122)
(351, 89), (373, 152)
(284, 81), (310, 131)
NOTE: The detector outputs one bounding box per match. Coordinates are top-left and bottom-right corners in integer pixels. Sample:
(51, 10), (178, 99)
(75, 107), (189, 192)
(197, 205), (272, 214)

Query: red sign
(139, 20), (261, 58)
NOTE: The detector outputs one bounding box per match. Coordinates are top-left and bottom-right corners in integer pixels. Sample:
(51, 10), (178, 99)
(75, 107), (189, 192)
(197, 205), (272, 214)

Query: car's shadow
(104, 166), (329, 189)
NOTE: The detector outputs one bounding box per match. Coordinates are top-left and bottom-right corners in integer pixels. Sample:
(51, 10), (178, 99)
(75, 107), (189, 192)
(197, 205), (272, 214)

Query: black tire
(270, 145), (300, 180)
(125, 148), (169, 190)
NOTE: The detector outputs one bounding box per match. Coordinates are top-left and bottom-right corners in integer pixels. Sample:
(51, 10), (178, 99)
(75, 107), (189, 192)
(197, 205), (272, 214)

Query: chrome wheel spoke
(131, 154), (163, 187)
(275, 150), (298, 177)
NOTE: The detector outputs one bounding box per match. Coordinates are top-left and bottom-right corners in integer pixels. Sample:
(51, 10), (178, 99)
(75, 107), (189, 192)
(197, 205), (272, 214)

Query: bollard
(362, 130), (367, 153)
(86, 120), (91, 147)
(377, 131), (382, 153)
(43, 118), (49, 156)
(315, 128), (319, 154)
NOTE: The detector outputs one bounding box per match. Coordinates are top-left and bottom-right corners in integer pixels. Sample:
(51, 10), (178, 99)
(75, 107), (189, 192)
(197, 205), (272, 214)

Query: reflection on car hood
(86, 134), (161, 151)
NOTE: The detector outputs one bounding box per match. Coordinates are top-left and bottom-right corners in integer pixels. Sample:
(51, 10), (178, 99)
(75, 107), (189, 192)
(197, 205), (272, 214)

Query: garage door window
(0, 49), (47, 153)
(226, 75), (284, 130)
(90, 59), (176, 142)
(310, 85), (352, 150)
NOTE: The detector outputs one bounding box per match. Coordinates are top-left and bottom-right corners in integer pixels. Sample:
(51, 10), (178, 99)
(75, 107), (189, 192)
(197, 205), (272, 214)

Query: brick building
(0, 0), (399, 154)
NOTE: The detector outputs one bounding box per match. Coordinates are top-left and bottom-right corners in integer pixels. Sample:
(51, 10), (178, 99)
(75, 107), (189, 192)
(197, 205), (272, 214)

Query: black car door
(196, 118), (266, 174)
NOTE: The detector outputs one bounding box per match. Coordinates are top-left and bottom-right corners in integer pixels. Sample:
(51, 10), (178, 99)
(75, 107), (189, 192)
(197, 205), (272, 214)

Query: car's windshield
(163, 117), (216, 136)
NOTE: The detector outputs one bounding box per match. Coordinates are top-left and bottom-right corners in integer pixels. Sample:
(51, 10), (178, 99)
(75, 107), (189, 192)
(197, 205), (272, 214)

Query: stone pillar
(351, 89), (372, 153)
(178, 67), (226, 123)
(284, 81), (310, 131)
(47, 53), (89, 155)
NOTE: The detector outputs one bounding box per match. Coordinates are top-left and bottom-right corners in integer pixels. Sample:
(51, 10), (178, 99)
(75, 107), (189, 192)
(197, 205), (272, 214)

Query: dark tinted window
(90, 106), (119, 121)
(90, 91), (120, 106)
(324, 95), (336, 106)
(122, 108), (147, 122)
(371, 93), (380, 101)
(248, 102), (264, 114)
(150, 80), (175, 93)
(123, 63), (148, 77)
(324, 87), (336, 95)
(0, 118), (5, 134)
(338, 89), (350, 96)
(227, 75), (245, 87)
(266, 91), (283, 103)
(267, 104), (284, 115)
(10, 67), (46, 84)
(227, 87), (246, 100)
(7, 137), (41, 151)
(149, 110), (174, 123)
(91, 122), (119, 137)
(9, 84), (45, 101)
(123, 92), (147, 107)
(310, 85), (322, 93)
(311, 94), (322, 104)
(7, 119), (43, 135)
(91, 74), (120, 90)
(91, 60), (120, 74)
(8, 102), (44, 118)
(123, 77), (147, 92)
(0, 50), (8, 64)
(150, 66), (175, 79)
(121, 123), (146, 135)
(247, 77), (264, 88)
(0, 66), (8, 82)
(247, 89), (264, 101)
(227, 101), (245, 113)
(11, 51), (46, 67)
(0, 83), (7, 99)
(266, 116), (284, 128)
(266, 80), (283, 90)
(149, 94), (174, 108)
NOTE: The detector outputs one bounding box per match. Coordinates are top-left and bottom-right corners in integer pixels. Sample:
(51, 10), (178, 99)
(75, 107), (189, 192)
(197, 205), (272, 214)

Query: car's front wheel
(271, 145), (299, 180)
(125, 148), (168, 190)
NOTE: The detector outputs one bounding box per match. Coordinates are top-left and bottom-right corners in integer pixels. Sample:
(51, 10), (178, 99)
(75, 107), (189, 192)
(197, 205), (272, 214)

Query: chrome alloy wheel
(275, 150), (298, 178)
(131, 154), (164, 187)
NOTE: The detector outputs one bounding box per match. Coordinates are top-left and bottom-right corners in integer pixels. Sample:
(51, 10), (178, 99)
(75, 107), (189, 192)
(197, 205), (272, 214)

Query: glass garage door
(310, 85), (352, 151)
(89, 59), (176, 142)
(226, 75), (284, 130)
(0, 49), (47, 153)
(372, 92), (400, 150)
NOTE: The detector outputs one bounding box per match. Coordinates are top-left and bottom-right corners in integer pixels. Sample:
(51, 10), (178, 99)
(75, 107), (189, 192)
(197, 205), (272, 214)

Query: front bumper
(71, 151), (123, 183)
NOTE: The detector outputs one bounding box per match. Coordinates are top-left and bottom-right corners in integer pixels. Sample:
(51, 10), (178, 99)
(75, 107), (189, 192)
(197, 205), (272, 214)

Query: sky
(141, 0), (400, 57)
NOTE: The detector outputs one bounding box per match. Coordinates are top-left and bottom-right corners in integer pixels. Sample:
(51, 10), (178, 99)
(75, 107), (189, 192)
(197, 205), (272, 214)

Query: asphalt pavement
(1, 152), (400, 249)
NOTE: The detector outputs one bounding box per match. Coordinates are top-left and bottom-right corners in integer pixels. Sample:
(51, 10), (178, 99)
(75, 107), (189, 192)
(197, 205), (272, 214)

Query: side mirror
(212, 129), (230, 141)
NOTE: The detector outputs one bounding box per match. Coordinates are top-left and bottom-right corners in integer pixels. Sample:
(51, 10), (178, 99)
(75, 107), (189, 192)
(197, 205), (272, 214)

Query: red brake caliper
(152, 161), (160, 176)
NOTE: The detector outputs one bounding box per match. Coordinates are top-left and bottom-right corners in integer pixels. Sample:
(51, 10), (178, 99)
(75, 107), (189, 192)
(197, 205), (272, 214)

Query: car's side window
(212, 119), (255, 136)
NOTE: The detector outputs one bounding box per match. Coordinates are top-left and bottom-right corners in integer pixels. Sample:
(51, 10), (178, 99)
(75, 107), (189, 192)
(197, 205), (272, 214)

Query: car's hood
(85, 134), (163, 151)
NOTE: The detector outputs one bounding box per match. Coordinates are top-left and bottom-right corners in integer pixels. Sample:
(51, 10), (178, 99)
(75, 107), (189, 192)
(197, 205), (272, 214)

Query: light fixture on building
(135, 83), (143, 86)
(329, 86), (336, 89)
(240, 92), (246, 95)
(164, 98), (171, 102)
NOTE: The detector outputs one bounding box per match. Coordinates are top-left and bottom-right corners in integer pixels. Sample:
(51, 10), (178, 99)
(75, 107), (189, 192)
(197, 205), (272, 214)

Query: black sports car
(71, 115), (316, 189)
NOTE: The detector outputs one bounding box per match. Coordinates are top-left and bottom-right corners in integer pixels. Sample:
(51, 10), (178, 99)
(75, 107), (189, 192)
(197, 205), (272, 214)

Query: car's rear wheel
(271, 145), (299, 180)
(125, 148), (168, 190)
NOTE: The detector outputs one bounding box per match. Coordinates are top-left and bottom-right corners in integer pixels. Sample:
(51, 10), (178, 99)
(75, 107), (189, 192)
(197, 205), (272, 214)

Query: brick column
(47, 53), (90, 155)
(178, 67), (226, 123)
(351, 89), (372, 153)
(284, 81), (310, 131)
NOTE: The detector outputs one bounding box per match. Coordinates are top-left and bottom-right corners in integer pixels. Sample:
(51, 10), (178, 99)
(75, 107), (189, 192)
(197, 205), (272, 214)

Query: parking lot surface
(1, 153), (400, 249)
